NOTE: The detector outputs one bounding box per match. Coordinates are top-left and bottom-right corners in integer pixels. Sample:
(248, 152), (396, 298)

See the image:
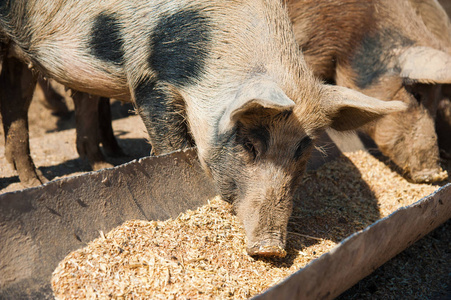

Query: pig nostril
(246, 242), (287, 258)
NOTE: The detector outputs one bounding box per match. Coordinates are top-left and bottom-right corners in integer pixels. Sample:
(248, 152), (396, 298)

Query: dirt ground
(0, 96), (151, 194)
(0, 96), (450, 298)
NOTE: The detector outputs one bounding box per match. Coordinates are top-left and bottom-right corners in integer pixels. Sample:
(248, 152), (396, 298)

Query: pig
(408, 0), (451, 160)
(409, 0), (451, 45)
(286, 0), (451, 183)
(0, 0), (406, 257)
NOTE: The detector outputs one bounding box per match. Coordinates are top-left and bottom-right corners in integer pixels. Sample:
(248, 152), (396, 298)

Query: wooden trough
(0, 133), (450, 299)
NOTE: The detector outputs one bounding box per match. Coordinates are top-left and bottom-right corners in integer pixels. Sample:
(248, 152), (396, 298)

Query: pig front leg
(437, 85), (451, 160)
(98, 97), (125, 157)
(0, 55), (45, 187)
(133, 81), (194, 155)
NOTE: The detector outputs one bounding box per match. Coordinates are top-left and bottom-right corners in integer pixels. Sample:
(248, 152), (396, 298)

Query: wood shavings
(52, 150), (446, 299)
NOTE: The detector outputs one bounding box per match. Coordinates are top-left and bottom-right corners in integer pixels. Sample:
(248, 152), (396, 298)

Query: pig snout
(236, 187), (293, 259)
(369, 107), (446, 183)
(409, 168), (448, 183)
(239, 204), (291, 258)
(246, 236), (287, 258)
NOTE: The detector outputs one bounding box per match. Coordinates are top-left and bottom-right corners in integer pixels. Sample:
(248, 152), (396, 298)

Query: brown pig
(409, 0), (451, 160)
(0, 0), (406, 256)
(287, 0), (451, 183)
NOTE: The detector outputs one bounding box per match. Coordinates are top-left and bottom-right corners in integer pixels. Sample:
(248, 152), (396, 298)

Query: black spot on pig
(0, 0), (14, 18)
(134, 79), (194, 150)
(351, 28), (413, 89)
(149, 8), (212, 87)
(207, 128), (241, 203)
(135, 79), (158, 112)
(90, 12), (125, 65)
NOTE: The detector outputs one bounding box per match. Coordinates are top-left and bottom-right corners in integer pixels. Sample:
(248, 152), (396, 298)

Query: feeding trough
(0, 134), (450, 299)
(0, 149), (215, 298)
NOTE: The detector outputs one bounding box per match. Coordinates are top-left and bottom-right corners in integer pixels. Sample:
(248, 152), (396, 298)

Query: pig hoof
(409, 169), (448, 183)
(246, 242), (287, 258)
(22, 178), (44, 188)
(91, 161), (114, 171)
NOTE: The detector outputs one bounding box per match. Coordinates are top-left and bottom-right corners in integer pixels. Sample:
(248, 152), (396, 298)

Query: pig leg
(0, 55), (45, 187)
(436, 84), (451, 159)
(436, 98), (451, 159)
(97, 97), (125, 157)
(72, 92), (113, 171)
(133, 81), (194, 155)
(35, 77), (70, 118)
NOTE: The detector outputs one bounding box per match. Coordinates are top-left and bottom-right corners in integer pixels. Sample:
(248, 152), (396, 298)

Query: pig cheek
(212, 153), (255, 203)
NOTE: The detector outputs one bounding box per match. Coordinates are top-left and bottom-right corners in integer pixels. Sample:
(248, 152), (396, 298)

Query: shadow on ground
(0, 137), (151, 191)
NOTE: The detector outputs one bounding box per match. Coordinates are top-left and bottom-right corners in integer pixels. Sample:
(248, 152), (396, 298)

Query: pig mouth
(408, 168), (448, 183)
(246, 239), (287, 258)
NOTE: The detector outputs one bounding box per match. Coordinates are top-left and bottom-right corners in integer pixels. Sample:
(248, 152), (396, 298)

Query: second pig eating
(0, 0), (406, 256)
(287, 0), (451, 183)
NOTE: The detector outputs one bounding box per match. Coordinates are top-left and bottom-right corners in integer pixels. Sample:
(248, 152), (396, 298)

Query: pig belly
(24, 42), (130, 101)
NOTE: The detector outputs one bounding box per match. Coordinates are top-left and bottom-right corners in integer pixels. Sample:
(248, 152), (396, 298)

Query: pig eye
(243, 138), (258, 159)
(294, 136), (312, 160)
(412, 91), (422, 103)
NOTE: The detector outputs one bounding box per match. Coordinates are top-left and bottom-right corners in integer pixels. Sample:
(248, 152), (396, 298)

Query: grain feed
(52, 150), (444, 299)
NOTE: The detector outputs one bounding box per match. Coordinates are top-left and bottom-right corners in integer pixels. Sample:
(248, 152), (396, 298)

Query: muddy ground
(0, 95), (450, 299)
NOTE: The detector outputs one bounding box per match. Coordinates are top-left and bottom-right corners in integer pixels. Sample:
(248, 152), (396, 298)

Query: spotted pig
(0, 0), (406, 256)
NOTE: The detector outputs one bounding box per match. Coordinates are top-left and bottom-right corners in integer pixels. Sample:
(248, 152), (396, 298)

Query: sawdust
(51, 150), (444, 299)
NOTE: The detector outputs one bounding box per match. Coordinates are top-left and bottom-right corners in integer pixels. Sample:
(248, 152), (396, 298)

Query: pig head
(409, 0), (451, 160)
(202, 78), (406, 257)
(287, 0), (451, 182)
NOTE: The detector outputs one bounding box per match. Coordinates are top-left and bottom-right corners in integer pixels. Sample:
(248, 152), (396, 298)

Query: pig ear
(397, 46), (451, 84)
(218, 79), (295, 134)
(322, 85), (408, 131)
